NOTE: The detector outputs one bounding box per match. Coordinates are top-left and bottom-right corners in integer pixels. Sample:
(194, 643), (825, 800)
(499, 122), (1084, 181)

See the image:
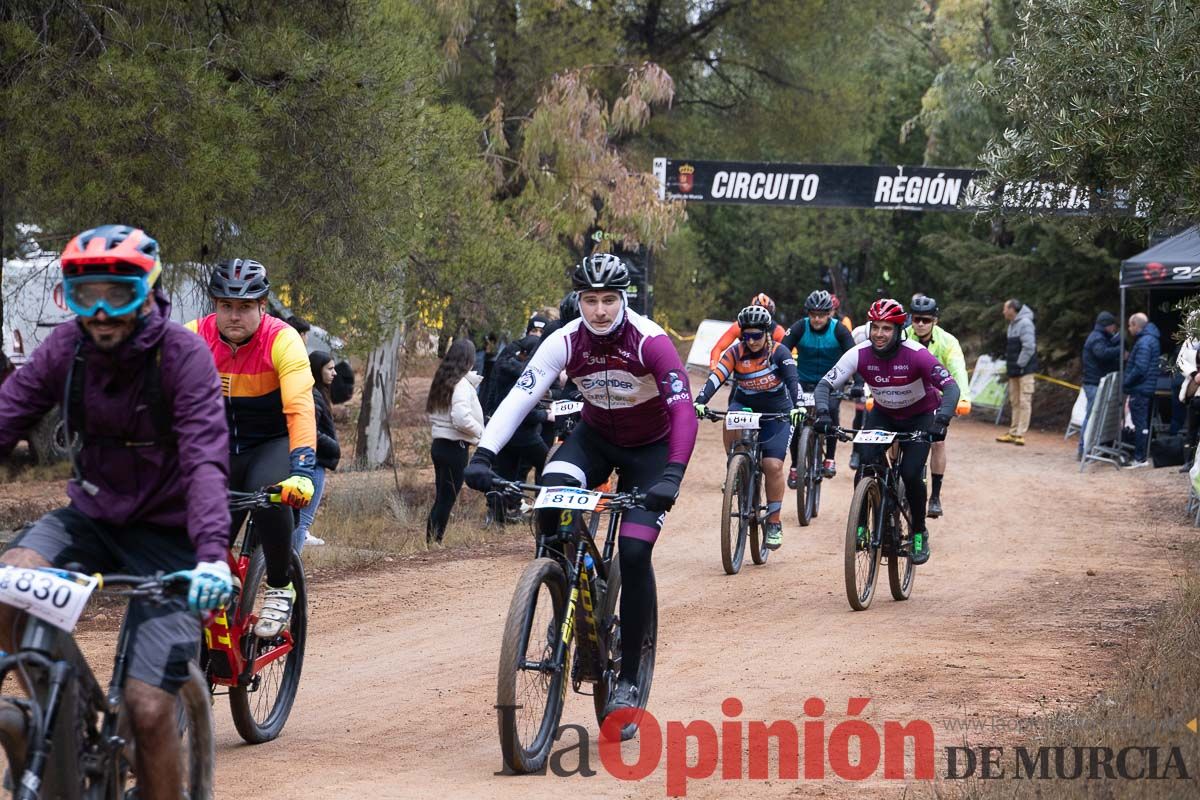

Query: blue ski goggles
(64, 275), (149, 318)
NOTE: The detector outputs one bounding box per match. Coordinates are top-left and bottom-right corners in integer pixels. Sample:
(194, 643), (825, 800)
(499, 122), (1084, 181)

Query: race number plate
(797, 392), (815, 407)
(0, 567), (98, 633)
(551, 400), (584, 417)
(534, 486), (602, 511)
(854, 429), (897, 445)
(725, 411), (762, 430)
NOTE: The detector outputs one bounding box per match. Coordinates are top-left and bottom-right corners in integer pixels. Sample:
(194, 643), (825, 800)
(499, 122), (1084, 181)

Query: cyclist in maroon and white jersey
(465, 253), (698, 719)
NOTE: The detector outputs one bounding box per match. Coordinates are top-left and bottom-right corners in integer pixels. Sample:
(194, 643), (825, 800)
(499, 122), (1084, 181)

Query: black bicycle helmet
(571, 253), (631, 292)
(911, 294), (939, 317)
(209, 258), (270, 300)
(804, 290), (834, 312)
(559, 291), (580, 323)
(737, 305), (773, 331)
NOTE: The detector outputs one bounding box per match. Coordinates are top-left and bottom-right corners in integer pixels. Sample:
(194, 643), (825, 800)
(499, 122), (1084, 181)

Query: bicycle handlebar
(702, 409), (794, 422)
(831, 426), (932, 444)
(491, 479), (646, 510)
(229, 486), (284, 512)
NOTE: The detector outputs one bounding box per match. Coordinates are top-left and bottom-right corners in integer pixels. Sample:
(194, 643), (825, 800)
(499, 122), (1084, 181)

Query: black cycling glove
(928, 414), (951, 442)
(463, 447), (499, 492)
(643, 462), (686, 513)
(812, 412), (835, 435)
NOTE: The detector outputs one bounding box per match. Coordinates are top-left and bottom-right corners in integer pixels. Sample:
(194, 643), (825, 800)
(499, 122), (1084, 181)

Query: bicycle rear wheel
(795, 427), (813, 527)
(229, 546), (308, 743)
(887, 487), (916, 601)
(720, 453), (752, 574)
(497, 558), (569, 773)
(593, 556), (657, 740)
(845, 475), (882, 611)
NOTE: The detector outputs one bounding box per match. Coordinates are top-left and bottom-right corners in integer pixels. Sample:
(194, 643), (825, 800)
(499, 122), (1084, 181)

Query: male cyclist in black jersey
(464, 253), (698, 719)
(781, 290), (855, 485)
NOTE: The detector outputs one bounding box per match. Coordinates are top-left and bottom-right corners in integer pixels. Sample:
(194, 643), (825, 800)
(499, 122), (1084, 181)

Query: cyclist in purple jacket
(464, 253), (698, 719)
(0, 225), (230, 799)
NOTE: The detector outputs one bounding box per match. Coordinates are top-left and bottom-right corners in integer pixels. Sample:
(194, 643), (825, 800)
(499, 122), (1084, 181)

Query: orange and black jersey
(186, 314), (316, 459)
(696, 339), (799, 413)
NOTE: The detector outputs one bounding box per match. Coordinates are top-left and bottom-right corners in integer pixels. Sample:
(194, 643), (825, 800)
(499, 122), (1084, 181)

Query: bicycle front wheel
(845, 475), (882, 611)
(720, 453), (752, 574)
(795, 427), (813, 527)
(807, 430), (824, 520)
(593, 556), (657, 740)
(120, 663), (215, 799)
(0, 699), (28, 792)
(497, 558), (569, 773)
(229, 546), (308, 743)
(747, 458), (769, 565)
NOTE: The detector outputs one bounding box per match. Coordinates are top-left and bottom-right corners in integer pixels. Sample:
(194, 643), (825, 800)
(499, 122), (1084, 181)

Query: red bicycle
(200, 488), (308, 743)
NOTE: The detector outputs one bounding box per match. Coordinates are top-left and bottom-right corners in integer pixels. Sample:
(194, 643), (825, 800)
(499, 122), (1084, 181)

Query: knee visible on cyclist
(618, 535), (654, 567)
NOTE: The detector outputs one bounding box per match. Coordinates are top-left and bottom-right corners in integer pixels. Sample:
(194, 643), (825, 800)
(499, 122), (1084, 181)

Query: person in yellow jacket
(904, 294), (970, 518)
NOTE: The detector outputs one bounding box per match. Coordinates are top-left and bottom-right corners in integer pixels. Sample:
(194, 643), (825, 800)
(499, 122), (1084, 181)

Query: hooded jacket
(0, 293), (230, 563)
(1123, 322), (1162, 397)
(1082, 315), (1122, 386)
(1005, 305), (1038, 377)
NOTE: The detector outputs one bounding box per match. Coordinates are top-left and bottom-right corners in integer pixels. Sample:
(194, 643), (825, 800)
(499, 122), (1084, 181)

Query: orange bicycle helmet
(61, 225), (161, 280)
(750, 292), (776, 316)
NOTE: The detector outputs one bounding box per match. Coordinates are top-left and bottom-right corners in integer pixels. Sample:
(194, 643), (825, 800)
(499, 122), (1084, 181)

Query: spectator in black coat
(488, 335), (553, 524)
(1079, 311), (1121, 457)
(295, 351), (341, 550)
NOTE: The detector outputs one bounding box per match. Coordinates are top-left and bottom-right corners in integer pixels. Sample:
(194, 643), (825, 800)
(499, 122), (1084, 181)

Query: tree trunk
(354, 326), (403, 468)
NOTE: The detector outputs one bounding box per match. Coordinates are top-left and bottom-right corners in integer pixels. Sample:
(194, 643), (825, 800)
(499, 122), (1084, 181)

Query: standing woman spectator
(426, 339), (484, 545)
(295, 351), (341, 550)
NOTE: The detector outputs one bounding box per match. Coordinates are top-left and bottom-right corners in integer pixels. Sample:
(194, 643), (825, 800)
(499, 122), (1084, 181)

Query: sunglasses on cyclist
(64, 275), (149, 318)
(741, 330), (766, 341)
(911, 316), (936, 325)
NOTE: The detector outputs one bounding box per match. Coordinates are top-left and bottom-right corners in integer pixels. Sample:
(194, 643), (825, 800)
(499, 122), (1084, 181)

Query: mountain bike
(201, 488), (307, 743)
(792, 388), (822, 527)
(834, 427), (928, 611)
(0, 569), (213, 799)
(704, 409), (792, 574)
(493, 480), (653, 773)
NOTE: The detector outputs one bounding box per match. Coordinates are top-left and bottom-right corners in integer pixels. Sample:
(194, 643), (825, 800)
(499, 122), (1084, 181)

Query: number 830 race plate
(0, 566), (99, 633)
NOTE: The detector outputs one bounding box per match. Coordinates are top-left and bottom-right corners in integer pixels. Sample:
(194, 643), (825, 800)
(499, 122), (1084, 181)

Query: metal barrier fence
(1080, 372), (1132, 471)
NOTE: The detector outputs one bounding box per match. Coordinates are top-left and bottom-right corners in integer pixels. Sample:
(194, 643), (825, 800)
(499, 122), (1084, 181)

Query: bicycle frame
(847, 430), (927, 554)
(205, 496), (296, 689)
(503, 482), (638, 690)
(0, 575), (180, 799)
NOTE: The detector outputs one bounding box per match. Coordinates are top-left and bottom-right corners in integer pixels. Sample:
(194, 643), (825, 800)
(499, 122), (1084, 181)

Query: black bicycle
(794, 389), (849, 527)
(493, 480), (653, 773)
(704, 409), (792, 574)
(835, 426), (928, 611)
(0, 570), (214, 799)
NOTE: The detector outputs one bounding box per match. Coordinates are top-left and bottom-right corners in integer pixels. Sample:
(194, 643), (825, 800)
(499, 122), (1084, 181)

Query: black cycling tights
(858, 409), (933, 533)
(617, 536), (654, 686)
(229, 437), (294, 588)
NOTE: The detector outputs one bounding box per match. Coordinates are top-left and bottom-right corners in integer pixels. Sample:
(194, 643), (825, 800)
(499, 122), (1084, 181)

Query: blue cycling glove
(169, 560), (233, 611)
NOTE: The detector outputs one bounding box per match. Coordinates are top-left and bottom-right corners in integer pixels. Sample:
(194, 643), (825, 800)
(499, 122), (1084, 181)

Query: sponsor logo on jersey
(517, 369), (537, 392)
(580, 376), (635, 391)
(663, 370), (686, 396)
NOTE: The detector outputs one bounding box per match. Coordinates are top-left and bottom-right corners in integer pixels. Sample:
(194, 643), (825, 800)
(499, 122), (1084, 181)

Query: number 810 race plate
(534, 486), (602, 511)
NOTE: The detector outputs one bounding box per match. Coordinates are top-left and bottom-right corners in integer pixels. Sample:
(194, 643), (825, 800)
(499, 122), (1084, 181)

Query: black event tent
(1118, 225), (1200, 397)
(1120, 225), (1200, 288)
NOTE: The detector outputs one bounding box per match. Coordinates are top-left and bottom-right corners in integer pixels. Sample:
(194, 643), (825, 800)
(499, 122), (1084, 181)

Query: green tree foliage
(983, 0), (1200, 224)
(0, 0), (559, 347)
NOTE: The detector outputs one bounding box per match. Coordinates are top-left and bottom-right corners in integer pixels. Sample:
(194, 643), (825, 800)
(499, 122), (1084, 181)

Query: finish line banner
(651, 158), (1100, 214)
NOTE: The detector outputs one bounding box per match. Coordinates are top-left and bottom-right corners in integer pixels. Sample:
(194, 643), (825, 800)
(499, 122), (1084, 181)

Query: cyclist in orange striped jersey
(187, 259), (315, 639)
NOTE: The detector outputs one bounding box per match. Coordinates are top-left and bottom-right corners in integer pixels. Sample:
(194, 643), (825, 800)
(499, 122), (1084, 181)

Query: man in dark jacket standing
(0, 225), (230, 799)
(1123, 313), (1162, 468)
(997, 299), (1038, 445)
(1079, 311), (1122, 457)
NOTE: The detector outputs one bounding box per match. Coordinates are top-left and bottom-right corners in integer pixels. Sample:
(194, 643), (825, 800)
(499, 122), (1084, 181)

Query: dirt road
(35, 406), (1145, 797)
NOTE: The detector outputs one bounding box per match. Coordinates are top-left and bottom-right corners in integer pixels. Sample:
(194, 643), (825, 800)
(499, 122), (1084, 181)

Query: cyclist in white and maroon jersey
(464, 253), (698, 719)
